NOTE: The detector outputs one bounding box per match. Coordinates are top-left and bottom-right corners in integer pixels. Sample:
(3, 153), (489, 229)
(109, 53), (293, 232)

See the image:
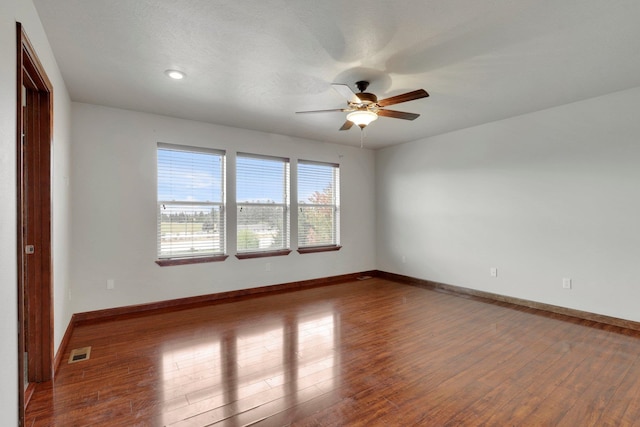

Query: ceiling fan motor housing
(355, 92), (378, 105)
(354, 81), (378, 105)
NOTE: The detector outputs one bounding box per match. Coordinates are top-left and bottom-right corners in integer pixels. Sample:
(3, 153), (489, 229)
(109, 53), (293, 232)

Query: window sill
(156, 255), (229, 267)
(235, 249), (292, 260)
(297, 245), (342, 254)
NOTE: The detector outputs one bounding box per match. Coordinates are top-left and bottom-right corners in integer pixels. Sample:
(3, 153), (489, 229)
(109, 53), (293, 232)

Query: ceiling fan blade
(332, 83), (362, 104)
(296, 108), (346, 114)
(377, 89), (429, 107)
(339, 120), (354, 131)
(377, 109), (420, 120)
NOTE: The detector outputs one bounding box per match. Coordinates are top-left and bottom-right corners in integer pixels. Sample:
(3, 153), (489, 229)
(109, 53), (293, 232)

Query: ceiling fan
(296, 81), (429, 131)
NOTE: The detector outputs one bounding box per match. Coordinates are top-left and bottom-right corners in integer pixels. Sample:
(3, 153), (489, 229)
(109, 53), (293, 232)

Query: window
(297, 161), (340, 251)
(236, 153), (290, 256)
(157, 143), (226, 264)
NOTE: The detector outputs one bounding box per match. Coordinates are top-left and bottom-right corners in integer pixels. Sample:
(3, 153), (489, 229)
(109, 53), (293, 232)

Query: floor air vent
(68, 346), (91, 364)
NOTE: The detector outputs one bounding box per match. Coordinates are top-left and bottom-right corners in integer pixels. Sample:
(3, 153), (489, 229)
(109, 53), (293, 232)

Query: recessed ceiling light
(165, 69), (185, 80)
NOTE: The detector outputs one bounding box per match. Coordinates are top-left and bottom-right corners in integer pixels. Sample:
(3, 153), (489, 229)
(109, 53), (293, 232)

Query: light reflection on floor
(161, 304), (339, 425)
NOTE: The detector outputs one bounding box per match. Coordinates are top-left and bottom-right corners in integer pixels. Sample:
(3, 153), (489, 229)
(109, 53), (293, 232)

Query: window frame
(235, 152), (291, 259)
(297, 160), (341, 254)
(156, 143), (228, 266)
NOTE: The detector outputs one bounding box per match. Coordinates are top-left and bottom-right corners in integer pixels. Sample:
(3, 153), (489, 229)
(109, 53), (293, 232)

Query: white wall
(0, 0), (72, 423)
(70, 103), (376, 313)
(377, 86), (640, 322)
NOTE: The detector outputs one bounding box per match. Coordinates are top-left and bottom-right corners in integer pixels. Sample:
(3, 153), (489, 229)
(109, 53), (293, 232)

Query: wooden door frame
(16, 22), (54, 422)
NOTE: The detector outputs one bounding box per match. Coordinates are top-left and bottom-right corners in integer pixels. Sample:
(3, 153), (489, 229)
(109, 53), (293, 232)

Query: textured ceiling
(33, 0), (640, 149)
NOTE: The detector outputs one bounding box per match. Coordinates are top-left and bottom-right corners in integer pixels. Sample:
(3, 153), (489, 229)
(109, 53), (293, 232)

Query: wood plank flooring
(25, 278), (640, 426)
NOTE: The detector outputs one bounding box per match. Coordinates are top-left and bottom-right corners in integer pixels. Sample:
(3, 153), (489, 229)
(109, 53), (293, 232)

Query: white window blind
(157, 143), (225, 259)
(298, 161), (340, 248)
(236, 153), (290, 253)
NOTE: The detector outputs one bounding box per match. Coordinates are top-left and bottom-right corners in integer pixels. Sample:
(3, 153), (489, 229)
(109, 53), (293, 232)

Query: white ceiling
(33, 0), (640, 149)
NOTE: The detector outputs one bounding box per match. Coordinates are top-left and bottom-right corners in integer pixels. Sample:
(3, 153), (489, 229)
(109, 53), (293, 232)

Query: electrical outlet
(562, 278), (572, 289)
(402, 255), (406, 264)
(265, 262), (271, 272)
(107, 279), (115, 290)
(490, 267), (498, 277)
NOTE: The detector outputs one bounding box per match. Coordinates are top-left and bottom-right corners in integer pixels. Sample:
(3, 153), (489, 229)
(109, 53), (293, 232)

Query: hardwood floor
(25, 278), (640, 426)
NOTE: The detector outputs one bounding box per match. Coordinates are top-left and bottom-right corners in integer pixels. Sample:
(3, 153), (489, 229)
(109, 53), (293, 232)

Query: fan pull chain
(359, 126), (370, 148)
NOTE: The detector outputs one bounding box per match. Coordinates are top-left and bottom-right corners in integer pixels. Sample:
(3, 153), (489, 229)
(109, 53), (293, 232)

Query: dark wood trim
(155, 255), (229, 267)
(16, 23), (25, 423)
(53, 315), (75, 376)
(375, 270), (640, 332)
(18, 26), (53, 90)
(235, 249), (292, 260)
(24, 383), (36, 409)
(297, 245), (342, 254)
(73, 271), (377, 325)
(17, 22), (54, 424)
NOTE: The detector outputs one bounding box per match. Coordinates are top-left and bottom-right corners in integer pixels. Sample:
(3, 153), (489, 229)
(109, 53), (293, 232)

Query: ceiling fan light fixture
(347, 110), (378, 128)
